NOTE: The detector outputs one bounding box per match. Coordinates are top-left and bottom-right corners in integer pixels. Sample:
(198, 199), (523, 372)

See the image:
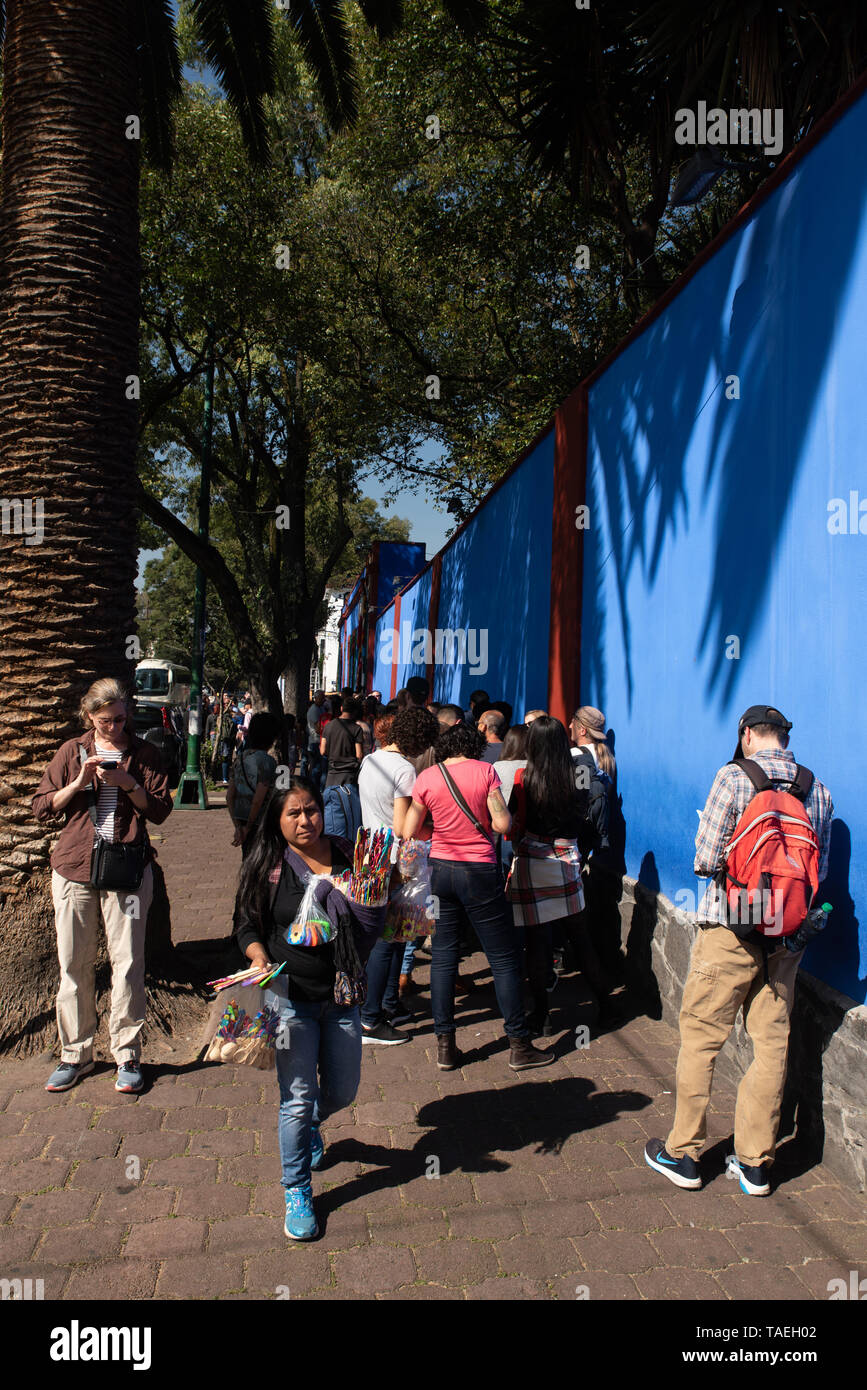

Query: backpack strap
(732, 757), (813, 802)
(731, 758), (771, 794)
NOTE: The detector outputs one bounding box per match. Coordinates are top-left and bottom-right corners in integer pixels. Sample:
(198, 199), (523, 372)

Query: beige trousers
(51, 866), (152, 1065)
(666, 924), (803, 1168)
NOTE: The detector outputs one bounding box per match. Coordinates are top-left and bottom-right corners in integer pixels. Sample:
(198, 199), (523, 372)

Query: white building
(310, 588), (350, 692)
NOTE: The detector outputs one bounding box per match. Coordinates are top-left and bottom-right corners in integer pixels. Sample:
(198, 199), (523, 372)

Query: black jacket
(572, 750), (625, 867)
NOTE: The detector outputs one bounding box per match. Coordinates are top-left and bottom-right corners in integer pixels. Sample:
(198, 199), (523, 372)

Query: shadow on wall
(808, 819), (864, 1003)
(624, 850), (663, 1020)
(583, 150), (867, 713)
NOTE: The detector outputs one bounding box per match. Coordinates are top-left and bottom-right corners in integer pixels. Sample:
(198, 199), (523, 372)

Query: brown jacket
(32, 729), (173, 883)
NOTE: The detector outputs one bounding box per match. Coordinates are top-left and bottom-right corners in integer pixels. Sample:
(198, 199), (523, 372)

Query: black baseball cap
(737, 705), (792, 736)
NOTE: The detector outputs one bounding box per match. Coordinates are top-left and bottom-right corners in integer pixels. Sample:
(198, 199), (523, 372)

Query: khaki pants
(666, 924), (803, 1168)
(52, 866), (153, 1065)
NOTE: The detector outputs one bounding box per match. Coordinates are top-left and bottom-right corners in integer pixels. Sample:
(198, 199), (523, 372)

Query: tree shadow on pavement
(314, 1077), (652, 1236)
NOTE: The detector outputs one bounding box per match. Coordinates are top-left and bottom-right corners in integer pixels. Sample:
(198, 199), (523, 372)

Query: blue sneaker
(726, 1153), (770, 1196)
(115, 1061), (144, 1093)
(284, 1183), (318, 1240)
(644, 1138), (701, 1189)
(45, 1060), (94, 1092)
(310, 1125), (325, 1171)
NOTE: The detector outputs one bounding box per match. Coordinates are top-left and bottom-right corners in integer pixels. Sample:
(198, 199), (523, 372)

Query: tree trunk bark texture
(0, 3), (211, 1055)
(0, 1), (140, 890)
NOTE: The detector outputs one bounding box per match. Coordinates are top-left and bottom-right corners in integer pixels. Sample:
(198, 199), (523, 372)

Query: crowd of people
(32, 674), (834, 1239)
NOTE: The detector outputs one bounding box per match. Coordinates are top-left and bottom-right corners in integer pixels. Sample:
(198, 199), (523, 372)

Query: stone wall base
(616, 876), (866, 1191)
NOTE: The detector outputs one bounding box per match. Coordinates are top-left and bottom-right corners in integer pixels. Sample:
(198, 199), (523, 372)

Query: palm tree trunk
(0, 2), (210, 1055)
(0, 0), (140, 884)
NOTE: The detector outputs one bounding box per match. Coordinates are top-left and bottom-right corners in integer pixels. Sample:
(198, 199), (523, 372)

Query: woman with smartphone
(32, 677), (173, 1095)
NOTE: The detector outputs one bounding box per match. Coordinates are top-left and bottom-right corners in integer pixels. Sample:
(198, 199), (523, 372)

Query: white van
(134, 659), (191, 709)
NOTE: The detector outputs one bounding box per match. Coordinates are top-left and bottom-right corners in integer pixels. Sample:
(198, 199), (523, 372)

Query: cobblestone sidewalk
(1, 806), (864, 1300)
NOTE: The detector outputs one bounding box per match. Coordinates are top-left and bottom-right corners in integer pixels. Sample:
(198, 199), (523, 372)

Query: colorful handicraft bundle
(204, 998), (251, 1062)
(232, 1005), (282, 1069)
(204, 998), (281, 1069)
(348, 827), (395, 906)
(285, 872), (334, 947)
(382, 838), (434, 942)
(206, 963), (285, 993)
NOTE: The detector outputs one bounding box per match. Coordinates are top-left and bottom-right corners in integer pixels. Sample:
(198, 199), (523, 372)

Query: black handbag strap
(437, 763), (496, 847)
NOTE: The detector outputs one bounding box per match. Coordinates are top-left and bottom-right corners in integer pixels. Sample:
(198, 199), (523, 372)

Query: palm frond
(189, 0), (276, 162)
(135, 0), (182, 172)
(280, 0), (357, 130)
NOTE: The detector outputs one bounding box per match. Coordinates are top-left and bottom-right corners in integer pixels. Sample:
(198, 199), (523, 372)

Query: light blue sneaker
(310, 1124), (325, 1171)
(115, 1061), (144, 1093)
(284, 1183), (318, 1240)
(45, 1060), (94, 1092)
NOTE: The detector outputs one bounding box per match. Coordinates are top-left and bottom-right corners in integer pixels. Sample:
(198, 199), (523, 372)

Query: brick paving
(1, 804), (865, 1300)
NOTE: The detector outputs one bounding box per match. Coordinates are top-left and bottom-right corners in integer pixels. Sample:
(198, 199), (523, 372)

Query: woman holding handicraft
(233, 777), (388, 1240)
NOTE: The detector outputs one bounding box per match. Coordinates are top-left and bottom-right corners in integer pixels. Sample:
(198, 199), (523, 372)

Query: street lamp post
(175, 334), (214, 809)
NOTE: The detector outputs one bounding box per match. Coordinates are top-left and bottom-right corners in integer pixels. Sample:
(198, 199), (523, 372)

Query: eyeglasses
(93, 716), (127, 729)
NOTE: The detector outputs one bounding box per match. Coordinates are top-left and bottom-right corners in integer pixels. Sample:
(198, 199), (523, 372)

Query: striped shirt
(694, 749), (833, 924)
(93, 743), (122, 842)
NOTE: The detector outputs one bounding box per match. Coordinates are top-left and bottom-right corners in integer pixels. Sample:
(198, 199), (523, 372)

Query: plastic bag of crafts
(382, 839), (433, 942)
(284, 873), (334, 948)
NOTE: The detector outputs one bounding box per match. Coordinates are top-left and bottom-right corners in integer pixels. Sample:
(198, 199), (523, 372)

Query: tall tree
(0, 0), (484, 1053)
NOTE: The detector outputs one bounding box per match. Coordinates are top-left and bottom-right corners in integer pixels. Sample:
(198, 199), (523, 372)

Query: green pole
(175, 334), (214, 808)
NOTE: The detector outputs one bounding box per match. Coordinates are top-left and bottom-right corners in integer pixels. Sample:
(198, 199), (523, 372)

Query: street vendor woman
(232, 777), (388, 1240)
(32, 677), (173, 1096)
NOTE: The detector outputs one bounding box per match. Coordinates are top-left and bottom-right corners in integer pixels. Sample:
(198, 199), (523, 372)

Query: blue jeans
(401, 941), (417, 975)
(265, 986), (362, 1188)
(360, 937), (403, 1027)
(429, 859), (528, 1038)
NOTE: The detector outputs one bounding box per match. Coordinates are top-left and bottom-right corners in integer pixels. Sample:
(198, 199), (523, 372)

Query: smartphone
(98, 760), (118, 769)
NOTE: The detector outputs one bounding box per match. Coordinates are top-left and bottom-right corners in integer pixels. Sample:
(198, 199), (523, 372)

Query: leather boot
(507, 1036), (555, 1071)
(436, 1034), (461, 1070)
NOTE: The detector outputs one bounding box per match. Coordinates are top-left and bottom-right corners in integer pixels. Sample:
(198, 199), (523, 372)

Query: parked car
(132, 703), (186, 789)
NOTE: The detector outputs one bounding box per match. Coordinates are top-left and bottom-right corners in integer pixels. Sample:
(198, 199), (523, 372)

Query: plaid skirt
(505, 837), (585, 926)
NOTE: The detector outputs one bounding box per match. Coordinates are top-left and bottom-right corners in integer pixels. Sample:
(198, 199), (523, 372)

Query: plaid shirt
(695, 749), (833, 925)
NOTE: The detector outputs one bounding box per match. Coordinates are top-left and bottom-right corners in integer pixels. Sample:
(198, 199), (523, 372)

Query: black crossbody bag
(79, 746), (149, 891)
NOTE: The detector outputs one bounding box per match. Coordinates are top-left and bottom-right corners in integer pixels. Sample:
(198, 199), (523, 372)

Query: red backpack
(718, 760), (819, 941)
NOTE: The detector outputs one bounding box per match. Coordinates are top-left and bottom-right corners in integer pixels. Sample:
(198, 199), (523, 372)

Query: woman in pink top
(403, 721), (554, 1074)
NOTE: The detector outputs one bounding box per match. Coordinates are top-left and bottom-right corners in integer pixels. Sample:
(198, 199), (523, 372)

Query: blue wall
(583, 90), (867, 1003)
(371, 565), (434, 695)
(434, 431), (556, 717)
(376, 542), (426, 610)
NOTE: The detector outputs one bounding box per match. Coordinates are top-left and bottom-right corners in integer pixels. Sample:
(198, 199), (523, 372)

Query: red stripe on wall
(426, 552), (443, 697)
(365, 542), (380, 693)
(548, 388), (588, 726)
(390, 593), (402, 700)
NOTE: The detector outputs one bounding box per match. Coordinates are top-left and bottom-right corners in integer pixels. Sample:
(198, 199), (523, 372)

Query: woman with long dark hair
(402, 722), (553, 1072)
(508, 716), (614, 1035)
(233, 777), (387, 1240)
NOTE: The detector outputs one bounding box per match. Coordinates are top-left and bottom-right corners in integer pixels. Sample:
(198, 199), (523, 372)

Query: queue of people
(32, 677), (834, 1240)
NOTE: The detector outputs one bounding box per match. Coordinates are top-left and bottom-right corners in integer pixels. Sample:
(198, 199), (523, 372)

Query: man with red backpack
(645, 706), (833, 1197)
